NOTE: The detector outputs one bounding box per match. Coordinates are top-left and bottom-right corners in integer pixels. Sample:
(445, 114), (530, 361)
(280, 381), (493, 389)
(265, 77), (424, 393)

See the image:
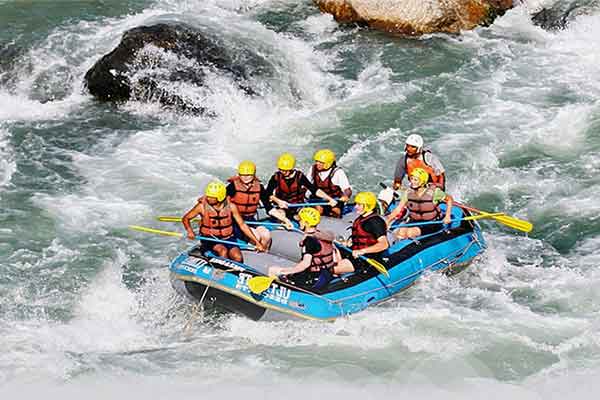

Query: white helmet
(405, 134), (424, 151)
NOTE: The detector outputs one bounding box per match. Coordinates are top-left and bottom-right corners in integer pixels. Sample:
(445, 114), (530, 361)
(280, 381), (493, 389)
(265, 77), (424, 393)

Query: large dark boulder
(531, 0), (599, 31)
(84, 23), (270, 114)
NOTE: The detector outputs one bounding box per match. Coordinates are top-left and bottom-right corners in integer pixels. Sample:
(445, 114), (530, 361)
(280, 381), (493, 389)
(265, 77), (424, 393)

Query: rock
(313, 0), (514, 35)
(84, 23), (270, 114)
(531, 0), (599, 31)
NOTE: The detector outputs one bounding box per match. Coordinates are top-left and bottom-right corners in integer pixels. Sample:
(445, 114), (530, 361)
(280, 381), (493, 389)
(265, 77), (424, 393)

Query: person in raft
(385, 168), (453, 240)
(182, 180), (265, 262)
(306, 149), (352, 218)
(334, 192), (390, 274)
(393, 133), (446, 190)
(268, 207), (340, 289)
(266, 152), (337, 225)
(226, 160), (275, 250)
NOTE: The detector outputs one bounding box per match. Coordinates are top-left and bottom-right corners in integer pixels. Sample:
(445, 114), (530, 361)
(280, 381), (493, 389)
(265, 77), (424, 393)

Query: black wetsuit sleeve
(226, 182), (236, 198)
(302, 236), (322, 255)
(259, 183), (272, 213)
(299, 172), (318, 195)
(363, 216), (387, 239)
(266, 175), (278, 196)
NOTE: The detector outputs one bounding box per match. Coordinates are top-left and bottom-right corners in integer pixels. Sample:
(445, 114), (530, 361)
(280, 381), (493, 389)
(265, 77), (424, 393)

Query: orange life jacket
(405, 151), (444, 187)
(351, 213), (381, 250)
(406, 184), (442, 221)
(274, 170), (307, 204)
(199, 197), (234, 238)
(228, 176), (261, 218)
(311, 163), (343, 198)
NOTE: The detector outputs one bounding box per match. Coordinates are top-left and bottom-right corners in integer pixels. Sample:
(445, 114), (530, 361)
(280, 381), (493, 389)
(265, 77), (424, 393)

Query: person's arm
(269, 254), (312, 276)
(433, 188), (453, 225)
(427, 153), (446, 190)
(225, 182), (235, 199)
(182, 200), (203, 240)
(231, 204), (265, 251)
(259, 184), (273, 213)
(353, 217), (389, 257)
(353, 236), (389, 258)
(299, 172), (336, 206)
(266, 175), (288, 209)
(393, 155), (407, 190)
(333, 169), (352, 202)
(385, 193), (407, 225)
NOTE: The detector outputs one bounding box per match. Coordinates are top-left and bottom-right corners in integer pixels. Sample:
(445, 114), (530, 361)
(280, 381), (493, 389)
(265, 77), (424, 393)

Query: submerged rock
(84, 23), (270, 114)
(313, 0), (514, 35)
(531, 0), (599, 31)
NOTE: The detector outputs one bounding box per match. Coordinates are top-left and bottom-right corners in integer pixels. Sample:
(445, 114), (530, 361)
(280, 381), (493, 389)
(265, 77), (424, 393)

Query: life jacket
(405, 150), (444, 187)
(273, 170), (307, 204)
(351, 213), (381, 250)
(406, 184), (442, 221)
(311, 162), (344, 198)
(228, 176), (261, 218)
(199, 197), (234, 238)
(300, 232), (336, 273)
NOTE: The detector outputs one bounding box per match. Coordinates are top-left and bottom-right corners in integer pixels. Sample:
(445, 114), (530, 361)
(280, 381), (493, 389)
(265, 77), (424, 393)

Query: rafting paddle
(129, 225), (257, 250)
(334, 242), (389, 277)
(454, 202), (533, 233)
(247, 276), (276, 294)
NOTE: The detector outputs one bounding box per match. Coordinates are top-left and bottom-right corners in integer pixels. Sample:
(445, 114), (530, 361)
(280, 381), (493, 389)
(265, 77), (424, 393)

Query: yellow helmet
(354, 191), (377, 213)
(277, 153), (296, 171)
(298, 207), (321, 227)
(313, 149), (336, 170)
(238, 160), (256, 176)
(204, 180), (227, 202)
(410, 168), (429, 187)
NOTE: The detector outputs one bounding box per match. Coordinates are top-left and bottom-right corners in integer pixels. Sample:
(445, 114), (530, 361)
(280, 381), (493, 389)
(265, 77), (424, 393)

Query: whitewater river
(1, 0), (599, 398)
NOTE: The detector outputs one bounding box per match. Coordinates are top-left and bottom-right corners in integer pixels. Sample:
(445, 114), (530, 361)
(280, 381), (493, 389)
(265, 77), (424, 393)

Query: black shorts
(343, 250), (386, 274)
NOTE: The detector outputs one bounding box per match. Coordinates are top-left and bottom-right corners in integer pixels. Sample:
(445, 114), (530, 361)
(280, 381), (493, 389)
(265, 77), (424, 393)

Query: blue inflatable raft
(169, 207), (486, 321)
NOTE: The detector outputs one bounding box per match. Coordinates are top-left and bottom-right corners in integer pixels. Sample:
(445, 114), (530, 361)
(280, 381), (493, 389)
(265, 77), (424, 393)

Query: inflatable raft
(169, 206), (486, 321)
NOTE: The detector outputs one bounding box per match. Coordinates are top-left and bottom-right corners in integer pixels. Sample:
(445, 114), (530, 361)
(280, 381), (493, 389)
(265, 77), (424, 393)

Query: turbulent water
(1, 0), (600, 397)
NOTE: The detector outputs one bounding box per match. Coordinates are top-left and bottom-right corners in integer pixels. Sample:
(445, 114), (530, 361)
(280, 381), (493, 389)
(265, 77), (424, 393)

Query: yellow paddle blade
(474, 211), (533, 233)
(247, 276), (275, 294)
(129, 225), (184, 238)
(493, 214), (533, 233)
(157, 216), (201, 223)
(365, 257), (389, 278)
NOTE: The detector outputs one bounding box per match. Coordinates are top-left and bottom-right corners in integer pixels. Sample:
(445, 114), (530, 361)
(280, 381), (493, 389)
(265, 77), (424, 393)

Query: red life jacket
(228, 176), (261, 218)
(300, 233), (336, 272)
(311, 162), (344, 198)
(406, 184), (442, 221)
(405, 151), (444, 187)
(274, 170), (307, 204)
(351, 213), (381, 250)
(199, 197), (234, 238)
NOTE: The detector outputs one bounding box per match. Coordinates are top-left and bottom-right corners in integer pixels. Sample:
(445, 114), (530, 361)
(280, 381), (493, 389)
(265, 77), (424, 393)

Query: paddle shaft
(390, 213), (503, 229)
(129, 225), (255, 250)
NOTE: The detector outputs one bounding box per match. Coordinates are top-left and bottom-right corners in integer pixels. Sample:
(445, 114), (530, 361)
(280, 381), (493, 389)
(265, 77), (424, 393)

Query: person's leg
(406, 227), (422, 239)
(395, 227), (409, 239)
(212, 244), (229, 258)
(334, 258), (355, 274)
(228, 246), (243, 263)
